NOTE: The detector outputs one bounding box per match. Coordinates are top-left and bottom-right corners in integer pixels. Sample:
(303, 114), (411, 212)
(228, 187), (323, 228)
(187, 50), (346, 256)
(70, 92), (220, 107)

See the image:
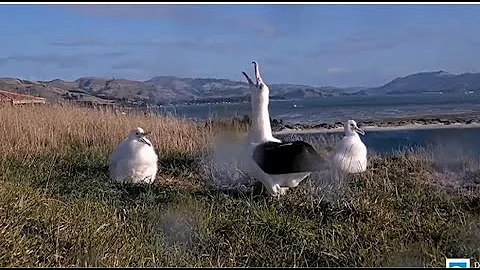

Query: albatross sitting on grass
(241, 61), (327, 197)
(109, 127), (158, 184)
(331, 120), (368, 173)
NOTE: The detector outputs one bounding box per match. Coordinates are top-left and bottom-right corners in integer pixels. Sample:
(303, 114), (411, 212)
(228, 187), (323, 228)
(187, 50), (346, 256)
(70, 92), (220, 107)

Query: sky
(1, 3), (480, 88)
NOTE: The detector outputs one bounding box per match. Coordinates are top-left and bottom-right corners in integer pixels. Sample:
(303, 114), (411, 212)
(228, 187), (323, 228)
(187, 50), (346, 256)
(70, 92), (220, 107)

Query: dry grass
(0, 103), (479, 267)
(0, 103), (214, 158)
(0, 103), (219, 190)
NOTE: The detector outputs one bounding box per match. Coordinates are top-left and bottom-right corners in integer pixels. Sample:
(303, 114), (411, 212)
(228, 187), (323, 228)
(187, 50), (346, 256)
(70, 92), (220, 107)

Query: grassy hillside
(0, 103), (479, 267)
(365, 71), (480, 95)
(0, 76), (345, 107)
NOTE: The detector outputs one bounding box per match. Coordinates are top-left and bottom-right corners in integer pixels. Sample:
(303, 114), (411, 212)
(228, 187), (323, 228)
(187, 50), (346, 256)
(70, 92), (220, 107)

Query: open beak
(139, 136), (152, 147)
(242, 71), (254, 85)
(252, 61), (263, 87)
(354, 126), (365, 135)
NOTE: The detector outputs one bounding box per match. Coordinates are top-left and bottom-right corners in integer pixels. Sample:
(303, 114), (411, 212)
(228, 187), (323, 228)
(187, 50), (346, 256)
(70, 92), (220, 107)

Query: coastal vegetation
(0, 103), (479, 267)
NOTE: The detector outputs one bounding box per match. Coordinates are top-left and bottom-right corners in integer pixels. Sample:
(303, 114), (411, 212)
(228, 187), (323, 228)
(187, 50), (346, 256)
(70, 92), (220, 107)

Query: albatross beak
(252, 61), (262, 87)
(139, 137), (152, 147)
(354, 127), (365, 135)
(242, 71), (254, 85)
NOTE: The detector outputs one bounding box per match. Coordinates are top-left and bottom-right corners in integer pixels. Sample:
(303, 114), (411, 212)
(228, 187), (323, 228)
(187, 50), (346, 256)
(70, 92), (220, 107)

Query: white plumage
(331, 120), (368, 173)
(241, 61), (320, 197)
(109, 127), (158, 184)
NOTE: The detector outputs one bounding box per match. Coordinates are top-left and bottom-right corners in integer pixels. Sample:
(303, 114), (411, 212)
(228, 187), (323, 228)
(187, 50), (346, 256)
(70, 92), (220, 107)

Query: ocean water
(158, 93), (480, 125)
(280, 127), (480, 157)
(158, 93), (480, 156)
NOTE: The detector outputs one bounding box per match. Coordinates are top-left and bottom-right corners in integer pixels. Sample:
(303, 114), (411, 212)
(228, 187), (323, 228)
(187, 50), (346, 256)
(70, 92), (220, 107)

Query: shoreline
(202, 111), (480, 134)
(274, 122), (480, 135)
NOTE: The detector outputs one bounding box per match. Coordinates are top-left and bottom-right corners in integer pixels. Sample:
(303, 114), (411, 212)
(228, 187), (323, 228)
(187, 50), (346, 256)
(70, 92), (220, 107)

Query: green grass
(0, 103), (479, 267)
(1, 145), (479, 267)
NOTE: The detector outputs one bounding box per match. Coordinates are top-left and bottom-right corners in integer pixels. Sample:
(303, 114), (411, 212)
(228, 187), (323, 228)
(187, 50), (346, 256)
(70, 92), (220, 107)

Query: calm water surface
(159, 93), (480, 155)
(279, 127), (480, 157)
(159, 93), (480, 124)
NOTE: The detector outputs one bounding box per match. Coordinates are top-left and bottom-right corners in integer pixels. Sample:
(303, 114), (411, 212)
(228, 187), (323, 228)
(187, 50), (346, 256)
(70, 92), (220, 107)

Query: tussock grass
(0, 103), (479, 267)
(0, 103), (213, 158)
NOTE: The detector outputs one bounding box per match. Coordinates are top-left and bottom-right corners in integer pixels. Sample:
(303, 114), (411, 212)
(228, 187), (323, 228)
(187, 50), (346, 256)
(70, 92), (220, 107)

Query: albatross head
(128, 127), (153, 146)
(241, 61), (279, 143)
(241, 61), (270, 101)
(344, 120), (365, 136)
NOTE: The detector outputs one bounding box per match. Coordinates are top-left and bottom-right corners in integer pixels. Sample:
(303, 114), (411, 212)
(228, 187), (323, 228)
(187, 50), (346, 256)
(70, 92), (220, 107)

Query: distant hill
(2, 70), (478, 108)
(364, 71), (480, 95)
(0, 76), (350, 107)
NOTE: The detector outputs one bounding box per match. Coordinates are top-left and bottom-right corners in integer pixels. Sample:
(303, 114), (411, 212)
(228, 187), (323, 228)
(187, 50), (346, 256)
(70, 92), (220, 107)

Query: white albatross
(331, 120), (368, 173)
(241, 61), (327, 197)
(109, 127), (158, 184)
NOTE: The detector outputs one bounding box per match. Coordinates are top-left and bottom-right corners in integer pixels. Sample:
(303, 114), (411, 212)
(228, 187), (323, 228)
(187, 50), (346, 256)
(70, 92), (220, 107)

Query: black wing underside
(252, 140), (325, 174)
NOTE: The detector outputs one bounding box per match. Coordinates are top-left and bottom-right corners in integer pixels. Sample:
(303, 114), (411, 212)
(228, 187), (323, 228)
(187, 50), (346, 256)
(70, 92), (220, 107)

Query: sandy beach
(275, 122), (480, 135)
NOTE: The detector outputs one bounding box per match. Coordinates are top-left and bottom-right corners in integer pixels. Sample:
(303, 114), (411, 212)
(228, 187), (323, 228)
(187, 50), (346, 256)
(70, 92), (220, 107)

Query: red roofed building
(0, 90), (46, 105)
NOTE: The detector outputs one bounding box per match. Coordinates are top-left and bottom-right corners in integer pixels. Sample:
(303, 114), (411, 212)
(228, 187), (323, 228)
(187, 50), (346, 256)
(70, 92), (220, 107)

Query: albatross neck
(250, 91), (279, 143)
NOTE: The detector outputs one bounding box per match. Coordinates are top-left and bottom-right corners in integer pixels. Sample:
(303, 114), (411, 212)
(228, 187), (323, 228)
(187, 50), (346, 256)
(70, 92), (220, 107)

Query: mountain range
(0, 70), (479, 107)
(364, 71), (480, 95)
